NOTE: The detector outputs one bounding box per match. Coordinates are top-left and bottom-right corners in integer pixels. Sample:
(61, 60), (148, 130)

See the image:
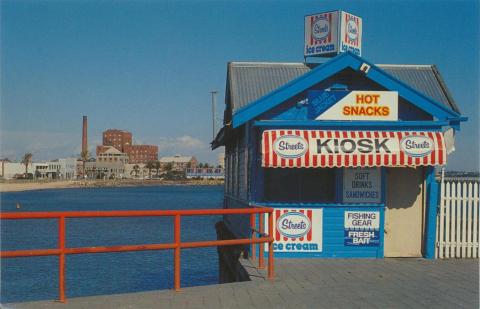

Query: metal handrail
(0, 207), (274, 303)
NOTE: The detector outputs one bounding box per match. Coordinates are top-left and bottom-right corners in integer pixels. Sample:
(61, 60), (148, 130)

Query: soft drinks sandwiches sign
(305, 10), (362, 57)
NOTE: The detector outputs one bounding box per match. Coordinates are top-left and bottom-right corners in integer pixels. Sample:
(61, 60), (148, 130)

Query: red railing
(0, 207), (274, 303)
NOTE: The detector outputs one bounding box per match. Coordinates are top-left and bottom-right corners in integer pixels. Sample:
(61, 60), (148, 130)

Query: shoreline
(0, 179), (224, 193)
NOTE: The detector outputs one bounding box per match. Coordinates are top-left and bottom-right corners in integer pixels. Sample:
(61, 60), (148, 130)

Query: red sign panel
(261, 130), (446, 168)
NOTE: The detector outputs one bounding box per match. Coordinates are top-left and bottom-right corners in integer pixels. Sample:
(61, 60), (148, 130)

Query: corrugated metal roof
(377, 64), (459, 113)
(227, 62), (459, 114)
(228, 62), (311, 112)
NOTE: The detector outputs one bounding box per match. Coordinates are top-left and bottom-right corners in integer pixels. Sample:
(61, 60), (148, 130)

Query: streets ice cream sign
(262, 130), (446, 168)
(305, 11), (362, 57)
(266, 209), (323, 253)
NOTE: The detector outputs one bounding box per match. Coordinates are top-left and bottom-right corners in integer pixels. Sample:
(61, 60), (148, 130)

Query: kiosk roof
(226, 62), (459, 114)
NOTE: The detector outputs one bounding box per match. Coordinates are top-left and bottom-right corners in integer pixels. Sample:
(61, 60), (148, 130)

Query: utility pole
(210, 91), (218, 140)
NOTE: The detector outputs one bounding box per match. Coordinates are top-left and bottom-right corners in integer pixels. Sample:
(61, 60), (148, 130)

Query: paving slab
(3, 258), (478, 309)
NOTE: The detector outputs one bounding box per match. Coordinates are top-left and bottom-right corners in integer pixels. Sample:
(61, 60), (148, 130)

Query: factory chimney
(82, 116), (88, 155)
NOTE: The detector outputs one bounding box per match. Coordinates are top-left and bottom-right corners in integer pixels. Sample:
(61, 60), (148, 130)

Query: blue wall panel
(251, 205), (384, 259)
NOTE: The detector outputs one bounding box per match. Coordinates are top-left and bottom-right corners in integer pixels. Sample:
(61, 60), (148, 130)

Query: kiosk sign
(266, 208), (323, 253)
(344, 211), (380, 246)
(262, 130), (446, 168)
(343, 168), (381, 203)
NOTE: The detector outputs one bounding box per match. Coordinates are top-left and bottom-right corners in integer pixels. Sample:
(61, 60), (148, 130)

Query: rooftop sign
(305, 10), (362, 57)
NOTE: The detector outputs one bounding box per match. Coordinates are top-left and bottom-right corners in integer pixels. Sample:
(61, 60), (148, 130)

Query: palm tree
(131, 164), (140, 178)
(153, 161), (161, 177)
(22, 153), (32, 176)
(145, 161), (156, 179)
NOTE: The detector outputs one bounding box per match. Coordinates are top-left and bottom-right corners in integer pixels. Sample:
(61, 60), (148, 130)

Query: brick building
(102, 129), (132, 152)
(124, 145), (158, 164)
(96, 129), (158, 164)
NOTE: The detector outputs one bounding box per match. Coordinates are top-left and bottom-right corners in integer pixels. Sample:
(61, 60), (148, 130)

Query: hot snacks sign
(305, 11), (362, 57)
(266, 208), (323, 253)
(262, 130), (446, 168)
(316, 91), (398, 121)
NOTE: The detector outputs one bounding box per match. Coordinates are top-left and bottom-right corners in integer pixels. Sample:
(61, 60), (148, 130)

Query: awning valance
(261, 130), (446, 168)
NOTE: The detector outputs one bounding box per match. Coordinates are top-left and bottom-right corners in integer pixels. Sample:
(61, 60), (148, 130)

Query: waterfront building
(159, 155), (197, 171)
(124, 163), (146, 179)
(212, 11), (466, 259)
(0, 161), (33, 179)
(101, 129), (132, 152)
(218, 153), (225, 169)
(124, 144), (158, 164)
(45, 158), (77, 179)
(33, 163), (48, 179)
(96, 146), (129, 164)
(96, 129), (158, 164)
(186, 167), (225, 179)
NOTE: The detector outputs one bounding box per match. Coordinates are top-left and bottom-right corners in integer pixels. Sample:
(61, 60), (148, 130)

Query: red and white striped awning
(261, 130), (446, 168)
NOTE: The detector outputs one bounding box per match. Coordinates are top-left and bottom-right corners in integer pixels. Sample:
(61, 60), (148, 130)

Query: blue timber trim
(253, 120), (446, 131)
(255, 203), (384, 258)
(425, 166), (439, 259)
(255, 202), (384, 208)
(231, 52), (464, 129)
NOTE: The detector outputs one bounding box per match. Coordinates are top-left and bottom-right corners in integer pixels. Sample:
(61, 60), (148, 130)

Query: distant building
(186, 167), (224, 179)
(102, 129), (132, 152)
(97, 146), (129, 164)
(0, 161), (33, 179)
(96, 129), (158, 164)
(218, 153), (225, 169)
(124, 163), (147, 179)
(0, 158), (76, 180)
(34, 163), (48, 178)
(159, 155), (197, 171)
(124, 144), (158, 164)
(45, 158), (77, 179)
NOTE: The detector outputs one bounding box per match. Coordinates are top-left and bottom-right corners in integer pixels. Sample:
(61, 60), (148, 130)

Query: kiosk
(212, 11), (466, 259)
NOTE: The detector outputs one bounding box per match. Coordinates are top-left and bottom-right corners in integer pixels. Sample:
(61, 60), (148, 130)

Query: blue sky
(1, 0), (478, 171)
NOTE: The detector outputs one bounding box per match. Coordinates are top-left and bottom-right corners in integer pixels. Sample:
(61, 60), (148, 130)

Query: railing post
(58, 216), (66, 303)
(250, 213), (256, 261)
(174, 214), (181, 291)
(259, 212), (265, 269)
(268, 211), (274, 280)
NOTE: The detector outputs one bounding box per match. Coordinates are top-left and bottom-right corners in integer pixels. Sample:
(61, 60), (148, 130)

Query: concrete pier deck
(5, 258), (478, 309)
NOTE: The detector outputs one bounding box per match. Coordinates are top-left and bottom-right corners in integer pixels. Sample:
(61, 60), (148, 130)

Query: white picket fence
(436, 176), (479, 258)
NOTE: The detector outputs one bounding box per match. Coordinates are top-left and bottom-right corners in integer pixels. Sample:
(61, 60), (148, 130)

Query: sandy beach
(0, 179), (224, 193)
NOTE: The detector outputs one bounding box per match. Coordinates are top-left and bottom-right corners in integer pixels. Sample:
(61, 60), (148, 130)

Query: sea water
(0, 185), (223, 303)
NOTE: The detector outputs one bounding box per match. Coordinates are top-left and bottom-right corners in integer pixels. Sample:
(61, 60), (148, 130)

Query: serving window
(263, 168), (337, 203)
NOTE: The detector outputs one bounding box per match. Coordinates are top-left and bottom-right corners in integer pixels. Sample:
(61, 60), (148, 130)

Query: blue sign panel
(307, 90), (349, 119)
(344, 230), (380, 246)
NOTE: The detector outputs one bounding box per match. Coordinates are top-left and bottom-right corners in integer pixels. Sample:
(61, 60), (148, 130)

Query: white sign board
(266, 208), (323, 253)
(344, 211), (380, 229)
(316, 91), (398, 121)
(344, 211), (380, 246)
(343, 168), (381, 203)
